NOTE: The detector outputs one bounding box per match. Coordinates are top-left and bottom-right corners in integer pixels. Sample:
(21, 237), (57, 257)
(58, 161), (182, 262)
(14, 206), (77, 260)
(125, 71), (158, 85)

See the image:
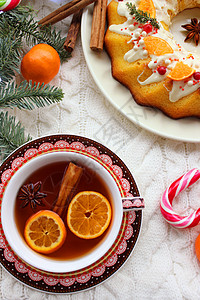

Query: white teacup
(1, 151), (123, 273)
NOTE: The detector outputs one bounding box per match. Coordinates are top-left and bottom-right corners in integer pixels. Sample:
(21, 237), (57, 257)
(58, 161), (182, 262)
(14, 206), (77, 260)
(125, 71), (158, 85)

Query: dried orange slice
(67, 191), (112, 239)
(167, 61), (195, 81)
(138, 0), (156, 18)
(24, 210), (67, 254)
(143, 36), (173, 56)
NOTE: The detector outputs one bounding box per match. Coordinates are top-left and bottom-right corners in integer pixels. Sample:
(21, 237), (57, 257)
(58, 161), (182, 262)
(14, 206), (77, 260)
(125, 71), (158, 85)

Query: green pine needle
(0, 35), (22, 85)
(0, 81), (64, 110)
(0, 6), (71, 63)
(0, 5), (32, 36)
(126, 3), (160, 29)
(0, 111), (32, 160)
(38, 26), (71, 64)
(0, 5), (70, 160)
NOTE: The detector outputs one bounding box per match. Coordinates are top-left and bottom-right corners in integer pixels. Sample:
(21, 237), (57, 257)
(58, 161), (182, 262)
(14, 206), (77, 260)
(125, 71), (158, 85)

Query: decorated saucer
(0, 134), (142, 294)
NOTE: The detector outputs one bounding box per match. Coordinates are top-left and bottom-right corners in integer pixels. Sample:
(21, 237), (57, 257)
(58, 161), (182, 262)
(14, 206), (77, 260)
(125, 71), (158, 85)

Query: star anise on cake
(18, 181), (47, 210)
(181, 18), (200, 46)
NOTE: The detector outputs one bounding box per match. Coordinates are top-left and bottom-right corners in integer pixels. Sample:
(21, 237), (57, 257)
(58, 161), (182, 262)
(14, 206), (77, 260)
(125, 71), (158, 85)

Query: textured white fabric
(1, 0), (200, 299)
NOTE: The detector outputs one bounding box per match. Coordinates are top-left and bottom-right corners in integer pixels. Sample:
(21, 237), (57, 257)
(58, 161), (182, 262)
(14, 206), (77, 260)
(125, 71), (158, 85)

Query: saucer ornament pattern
(0, 135), (142, 294)
(122, 197), (145, 211)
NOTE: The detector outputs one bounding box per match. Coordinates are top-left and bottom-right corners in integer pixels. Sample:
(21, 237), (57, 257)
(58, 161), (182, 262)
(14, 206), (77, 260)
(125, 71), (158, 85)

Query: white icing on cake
(109, 0), (200, 102)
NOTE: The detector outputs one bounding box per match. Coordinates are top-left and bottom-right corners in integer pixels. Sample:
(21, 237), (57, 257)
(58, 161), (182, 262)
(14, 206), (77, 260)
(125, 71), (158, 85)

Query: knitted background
(1, 0), (200, 299)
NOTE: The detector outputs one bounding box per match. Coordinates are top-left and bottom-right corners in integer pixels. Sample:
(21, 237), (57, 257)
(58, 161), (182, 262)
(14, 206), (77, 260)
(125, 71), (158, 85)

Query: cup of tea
(1, 150), (126, 273)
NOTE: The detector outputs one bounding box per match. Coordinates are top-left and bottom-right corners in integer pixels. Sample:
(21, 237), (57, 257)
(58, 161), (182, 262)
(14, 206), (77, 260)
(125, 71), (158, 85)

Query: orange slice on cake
(67, 191), (112, 239)
(138, 0), (156, 18)
(167, 61), (195, 81)
(143, 36), (174, 56)
(24, 210), (67, 254)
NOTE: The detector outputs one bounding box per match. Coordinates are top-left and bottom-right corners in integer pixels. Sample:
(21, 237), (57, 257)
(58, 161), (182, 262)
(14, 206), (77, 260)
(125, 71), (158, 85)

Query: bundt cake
(104, 0), (200, 119)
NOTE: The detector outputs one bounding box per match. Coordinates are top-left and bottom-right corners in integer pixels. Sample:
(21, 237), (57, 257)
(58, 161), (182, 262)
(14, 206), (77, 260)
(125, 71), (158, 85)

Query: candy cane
(0, 0), (21, 12)
(160, 168), (200, 229)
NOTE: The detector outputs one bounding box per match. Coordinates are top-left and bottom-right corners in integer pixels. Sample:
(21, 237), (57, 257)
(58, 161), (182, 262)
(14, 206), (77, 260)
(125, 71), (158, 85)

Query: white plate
(81, 5), (200, 143)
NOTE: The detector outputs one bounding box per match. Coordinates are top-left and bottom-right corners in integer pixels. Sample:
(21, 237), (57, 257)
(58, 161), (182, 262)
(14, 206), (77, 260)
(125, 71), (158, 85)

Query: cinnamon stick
(64, 9), (83, 53)
(90, 0), (107, 51)
(38, 0), (96, 26)
(53, 162), (83, 219)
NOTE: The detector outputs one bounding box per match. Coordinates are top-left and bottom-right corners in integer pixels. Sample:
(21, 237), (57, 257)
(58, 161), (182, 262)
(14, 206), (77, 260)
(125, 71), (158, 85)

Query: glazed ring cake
(104, 0), (200, 119)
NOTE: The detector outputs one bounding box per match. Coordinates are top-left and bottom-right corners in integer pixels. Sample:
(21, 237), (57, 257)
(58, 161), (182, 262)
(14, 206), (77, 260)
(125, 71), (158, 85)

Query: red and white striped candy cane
(160, 168), (200, 229)
(0, 0), (21, 12)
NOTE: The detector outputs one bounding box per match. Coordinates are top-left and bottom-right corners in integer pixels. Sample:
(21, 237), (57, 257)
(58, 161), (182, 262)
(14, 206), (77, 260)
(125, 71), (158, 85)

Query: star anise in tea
(181, 18), (200, 46)
(18, 181), (47, 210)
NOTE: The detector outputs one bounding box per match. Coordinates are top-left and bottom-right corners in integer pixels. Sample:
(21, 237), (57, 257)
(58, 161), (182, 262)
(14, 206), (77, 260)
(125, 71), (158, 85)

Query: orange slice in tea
(24, 210), (67, 254)
(138, 0), (156, 18)
(167, 61), (195, 81)
(67, 191), (112, 239)
(143, 36), (174, 56)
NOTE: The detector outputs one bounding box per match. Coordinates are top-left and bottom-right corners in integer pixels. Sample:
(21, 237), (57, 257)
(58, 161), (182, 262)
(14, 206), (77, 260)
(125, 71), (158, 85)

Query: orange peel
(24, 210), (66, 254)
(143, 36), (174, 56)
(138, 0), (156, 18)
(167, 61), (195, 81)
(67, 191), (112, 239)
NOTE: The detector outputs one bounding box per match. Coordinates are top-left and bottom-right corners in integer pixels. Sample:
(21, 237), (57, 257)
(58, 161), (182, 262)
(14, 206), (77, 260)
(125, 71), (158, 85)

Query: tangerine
(21, 44), (60, 85)
(138, 0), (156, 18)
(195, 233), (200, 262)
(67, 191), (112, 239)
(24, 210), (66, 254)
(143, 36), (174, 56)
(167, 61), (195, 81)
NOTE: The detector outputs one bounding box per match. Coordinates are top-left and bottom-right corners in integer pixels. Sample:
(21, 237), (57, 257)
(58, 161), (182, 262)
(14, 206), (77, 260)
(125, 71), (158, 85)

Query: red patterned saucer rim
(0, 134), (142, 294)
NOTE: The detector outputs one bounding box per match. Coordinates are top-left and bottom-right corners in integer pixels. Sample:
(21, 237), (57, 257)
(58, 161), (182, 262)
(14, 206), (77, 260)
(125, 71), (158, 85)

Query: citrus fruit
(24, 210), (66, 254)
(138, 0), (156, 18)
(143, 36), (174, 56)
(195, 233), (200, 262)
(167, 61), (195, 81)
(67, 191), (112, 239)
(21, 44), (60, 85)
(160, 21), (169, 31)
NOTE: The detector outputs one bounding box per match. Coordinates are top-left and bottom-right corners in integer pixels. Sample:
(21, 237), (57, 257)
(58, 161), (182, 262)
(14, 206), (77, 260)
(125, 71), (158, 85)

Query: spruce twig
(0, 5), (70, 160)
(0, 6), (71, 63)
(0, 111), (31, 160)
(0, 81), (64, 110)
(126, 3), (160, 29)
(38, 26), (71, 64)
(0, 35), (22, 86)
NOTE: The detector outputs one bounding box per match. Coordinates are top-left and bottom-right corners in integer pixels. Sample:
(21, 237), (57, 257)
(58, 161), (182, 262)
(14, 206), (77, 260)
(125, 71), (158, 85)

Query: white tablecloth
(1, 0), (200, 299)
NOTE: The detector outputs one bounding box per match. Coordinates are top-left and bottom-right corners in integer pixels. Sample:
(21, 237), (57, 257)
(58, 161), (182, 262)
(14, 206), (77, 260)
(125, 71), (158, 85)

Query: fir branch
(0, 34), (22, 85)
(0, 5), (69, 160)
(0, 5), (33, 37)
(0, 81), (64, 110)
(37, 26), (71, 64)
(0, 111), (32, 160)
(126, 3), (160, 29)
(0, 6), (71, 63)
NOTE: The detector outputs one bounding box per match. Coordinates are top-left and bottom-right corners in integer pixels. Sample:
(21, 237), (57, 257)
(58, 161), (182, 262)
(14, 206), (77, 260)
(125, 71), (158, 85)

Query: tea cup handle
(122, 197), (145, 212)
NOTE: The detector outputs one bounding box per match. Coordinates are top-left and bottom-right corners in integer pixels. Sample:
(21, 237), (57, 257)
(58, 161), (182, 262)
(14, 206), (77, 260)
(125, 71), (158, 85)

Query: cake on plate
(104, 0), (200, 119)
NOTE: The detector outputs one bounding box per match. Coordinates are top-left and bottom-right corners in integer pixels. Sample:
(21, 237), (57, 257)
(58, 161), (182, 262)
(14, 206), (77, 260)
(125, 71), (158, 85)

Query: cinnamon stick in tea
(64, 9), (83, 53)
(90, 0), (107, 51)
(53, 162), (83, 219)
(39, 0), (95, 26)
